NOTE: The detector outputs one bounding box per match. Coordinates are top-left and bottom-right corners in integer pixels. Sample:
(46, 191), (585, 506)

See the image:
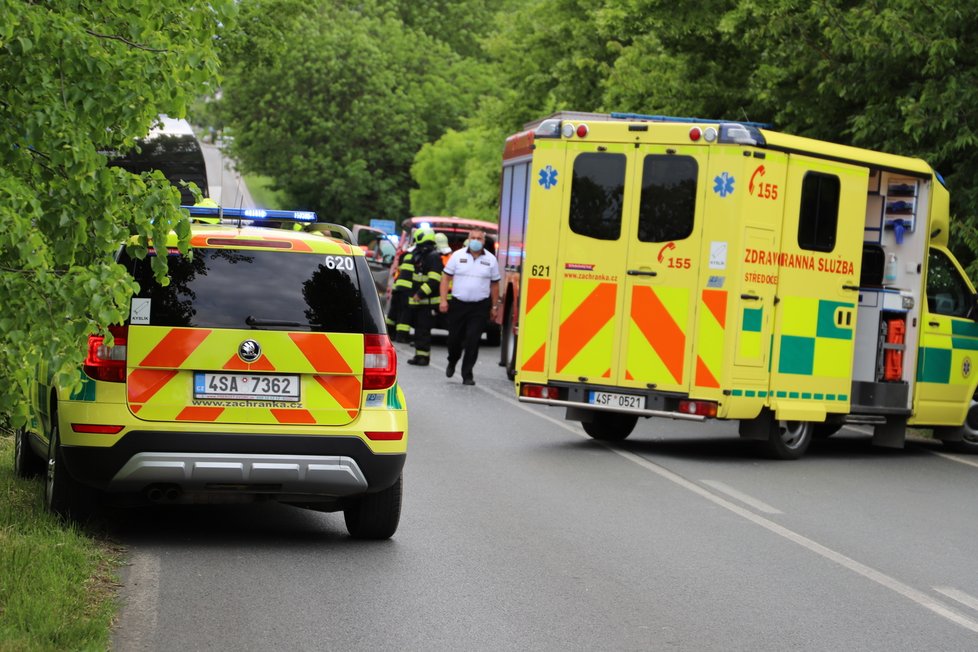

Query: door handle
(929, 321), (940, 327)
(842, 284), (860, 291)
(740, 294), (760, 301)
(627, 269), (657, 277)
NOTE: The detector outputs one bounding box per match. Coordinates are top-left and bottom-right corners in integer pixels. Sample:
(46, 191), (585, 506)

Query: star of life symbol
(538, 165), (558, 189)
(713, 172), (735, 198)
(964, 357), (972, 378)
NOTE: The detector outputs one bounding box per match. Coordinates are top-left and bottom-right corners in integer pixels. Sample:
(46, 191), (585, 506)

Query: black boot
(407, 356), (429, 366)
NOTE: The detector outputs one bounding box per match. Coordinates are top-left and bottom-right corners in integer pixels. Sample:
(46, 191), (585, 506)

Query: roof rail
(610, 112), (772, 129)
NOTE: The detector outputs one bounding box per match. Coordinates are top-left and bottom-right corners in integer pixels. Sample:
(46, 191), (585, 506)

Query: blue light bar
(182, 205), (318, 223)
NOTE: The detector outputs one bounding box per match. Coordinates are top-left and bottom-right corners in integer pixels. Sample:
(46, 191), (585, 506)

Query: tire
(938, 399), (978, 454)
(813, 423), (842, 439)
(582, 411), (638, 441)
(764, 420), (813, 460)
(344, 474), (402, 540)
(45, 416), (96, 521)
(14, 426), (45, 478)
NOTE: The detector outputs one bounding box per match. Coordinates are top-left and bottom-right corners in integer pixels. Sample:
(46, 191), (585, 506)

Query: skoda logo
(238, 339), (262, 363)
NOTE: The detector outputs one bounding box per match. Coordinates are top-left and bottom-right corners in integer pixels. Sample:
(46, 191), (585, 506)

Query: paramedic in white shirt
(438, 229), (500, 385)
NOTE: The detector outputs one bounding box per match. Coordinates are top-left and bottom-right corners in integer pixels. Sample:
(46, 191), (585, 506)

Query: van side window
(926, 248), (973, 318)
(569, 153), (625, 241)
(797, 172), (840, 252)
(638, 155), (697, 242)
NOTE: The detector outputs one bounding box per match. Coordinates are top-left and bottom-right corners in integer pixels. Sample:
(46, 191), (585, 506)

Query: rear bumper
(62, 431), (405, 495)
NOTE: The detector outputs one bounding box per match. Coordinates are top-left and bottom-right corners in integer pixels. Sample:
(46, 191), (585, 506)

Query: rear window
(120, 248), (374, 333)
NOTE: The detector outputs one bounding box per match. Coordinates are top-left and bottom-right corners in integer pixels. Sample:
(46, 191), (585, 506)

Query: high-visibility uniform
(386, 248), (415, 342)
(407, 241), (443, 361)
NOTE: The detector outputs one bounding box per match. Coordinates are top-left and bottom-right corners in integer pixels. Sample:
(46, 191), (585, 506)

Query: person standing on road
(438, 229), (500, 385)
(406, 228), (443, 366)
(386, 242), (416, 343)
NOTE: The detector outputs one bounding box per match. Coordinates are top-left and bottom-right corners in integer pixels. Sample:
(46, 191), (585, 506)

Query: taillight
(520, 383), (560, 400)
(83, 325), (127, 383)
(363, 334), (396, 389)
(679, 400), (717, 418)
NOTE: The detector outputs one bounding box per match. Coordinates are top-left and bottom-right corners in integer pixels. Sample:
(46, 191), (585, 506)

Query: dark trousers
(413, 303), (436, 356)
(447, 298), (490, 379)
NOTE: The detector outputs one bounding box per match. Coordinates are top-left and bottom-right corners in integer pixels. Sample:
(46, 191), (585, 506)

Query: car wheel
(45, 416), (96, 521)
(14, 425), (45, 478)
(344, 474), (402, 540)
(501, 307), (517, 381)
(582, 411), (638, 441)
(764, 420), (813, 460)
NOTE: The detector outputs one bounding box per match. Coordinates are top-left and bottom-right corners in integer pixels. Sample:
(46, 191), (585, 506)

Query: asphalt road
(108, 338), (978, 651)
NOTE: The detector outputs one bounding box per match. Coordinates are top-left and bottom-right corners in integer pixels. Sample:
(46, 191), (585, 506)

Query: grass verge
(242, 173), (286, 209)
(0, 431), (122, 652)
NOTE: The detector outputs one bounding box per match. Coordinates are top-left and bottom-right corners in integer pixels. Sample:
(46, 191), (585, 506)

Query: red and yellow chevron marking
(695, 289), (727, 389)
(628, 285), (686, 385)
(289, 333), (354, 374)
(554, 281), (617, 377)
(139, 329), (212, 368)
(520, 278), (551, 374)
(126, 326), (364, 426)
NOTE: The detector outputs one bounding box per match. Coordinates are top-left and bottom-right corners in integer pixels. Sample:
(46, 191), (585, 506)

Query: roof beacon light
(576, 124), (589, 138)
(689, 127), (702, 142)
(183, 205), (318, 224)
(704, 127), (718, 143)
(561, 122), (576, 138)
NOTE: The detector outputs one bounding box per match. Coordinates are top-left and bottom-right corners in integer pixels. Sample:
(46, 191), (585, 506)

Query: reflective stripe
(520, 278), (551, 373)
(694, 289), (727, 389)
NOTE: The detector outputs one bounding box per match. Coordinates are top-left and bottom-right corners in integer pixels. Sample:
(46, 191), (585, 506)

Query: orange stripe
(289, 333), (353, 373)
(626, 370), (634, 381)
(271, 408), (316, 424)
(556, 283), (616, 373)
(248, 355), (276, 371)
(140, 329), (212, 368)
(223, 354), (249, 371)
(631, 286), (684, 384)
(131, 405), (142, 414)
(525, 278), (551, 314)
(702, 290), (727, 328)
(522, 344), (546, 372)
(176, 406), (224, 421)
(695, 356), (720, 388)
(127, 369), (178, 404)
(602, 369), (611, 378)
(314, 375), (362, 409)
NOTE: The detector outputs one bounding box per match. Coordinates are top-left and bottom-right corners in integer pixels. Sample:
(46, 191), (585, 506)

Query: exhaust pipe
(147, 487), (164, 502)
(163, 487), (181, 502)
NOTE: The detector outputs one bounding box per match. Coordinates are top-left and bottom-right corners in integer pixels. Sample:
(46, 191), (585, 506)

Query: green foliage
(219, 0), (490, 226)
(410, 128), (503, 221)
(0, 1), (233, 424)
(0, 434), (121, 651)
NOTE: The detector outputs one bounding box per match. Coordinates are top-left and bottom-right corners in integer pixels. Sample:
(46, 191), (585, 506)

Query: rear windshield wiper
(246, 316), (302, 328)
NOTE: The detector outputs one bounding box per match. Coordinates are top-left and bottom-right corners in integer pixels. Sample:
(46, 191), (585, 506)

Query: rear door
(121, 245), (365, 427)
(546, 143), (632, 384)
(617, 146), (709, 393)
(769, 156), (866, 413)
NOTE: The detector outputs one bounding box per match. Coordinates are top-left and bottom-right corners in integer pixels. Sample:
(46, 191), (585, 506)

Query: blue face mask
(468, 240), (484, 253)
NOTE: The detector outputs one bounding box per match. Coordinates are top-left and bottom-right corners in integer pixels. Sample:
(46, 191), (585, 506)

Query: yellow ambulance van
(505, 112), (978, 459)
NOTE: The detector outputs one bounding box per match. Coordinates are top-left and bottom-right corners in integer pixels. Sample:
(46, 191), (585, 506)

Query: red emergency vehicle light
(689, 127), (702, 142)
(72, 424), (125, 434)
(520, 384), (560, 400)
(576, 124), (589, 138)
(679, 400), (717, 417)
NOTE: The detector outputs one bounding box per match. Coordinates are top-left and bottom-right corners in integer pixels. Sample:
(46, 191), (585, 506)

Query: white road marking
(476, 384), (978, 635)
(699, 479), (783, 514)
(931, 450), (978, 470)
(935, 587), (978, 614)
(113, 550), (161, 652)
